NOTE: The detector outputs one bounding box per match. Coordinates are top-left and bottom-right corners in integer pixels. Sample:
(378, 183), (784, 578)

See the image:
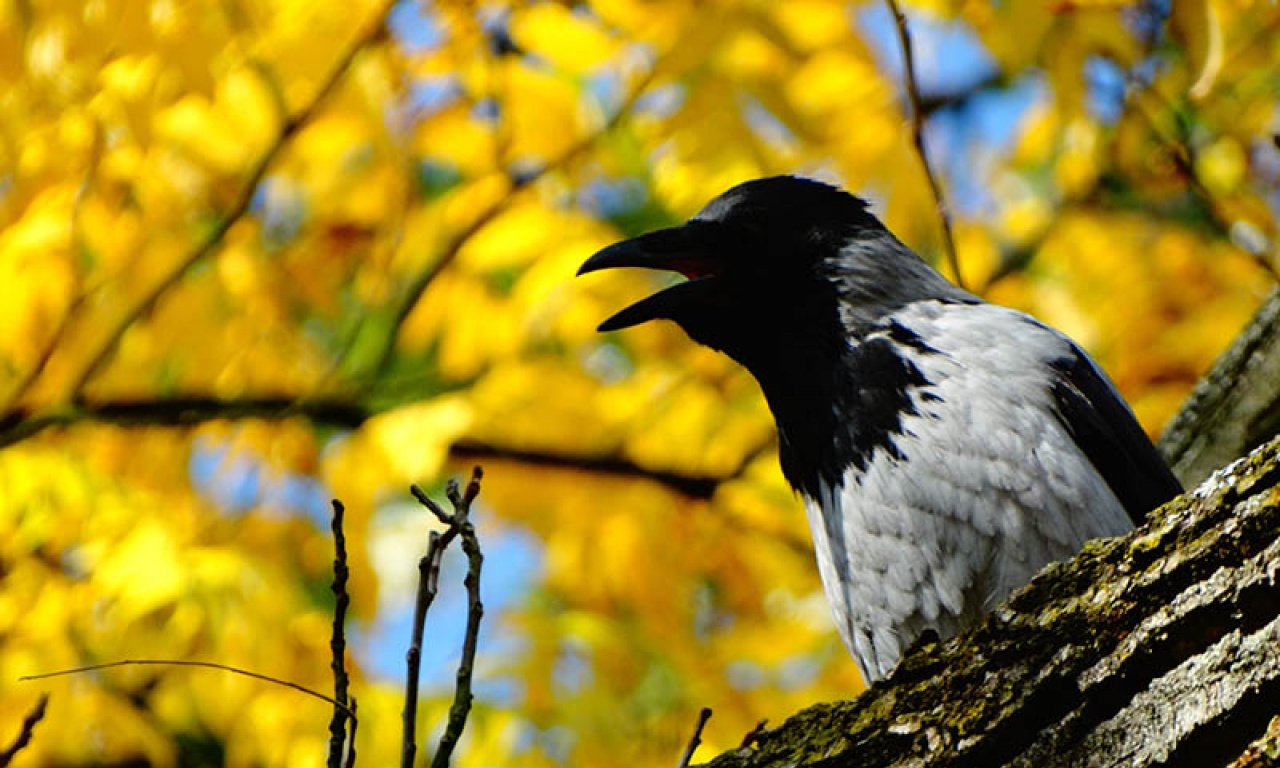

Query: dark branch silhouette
(884, 0), (964, 289)
(328, 500), (354, 768)
(403, 468), (486, 768)
(0, 694), (49, 768)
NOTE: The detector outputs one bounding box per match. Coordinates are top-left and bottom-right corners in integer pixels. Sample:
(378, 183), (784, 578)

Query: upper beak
(577, 222), (724, 332)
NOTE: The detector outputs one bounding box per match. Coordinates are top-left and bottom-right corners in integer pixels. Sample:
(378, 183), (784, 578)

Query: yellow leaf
(511, 5), (620, 74)
(504, 60), (585, 160)
(95, 522), (184, 620)
(155, 95), (251, 173)
(1195, 136), (1245, 195)
(1171, 0), (1222, 100)
(773, 1), (852, 51)
(366, 395), (474, 481)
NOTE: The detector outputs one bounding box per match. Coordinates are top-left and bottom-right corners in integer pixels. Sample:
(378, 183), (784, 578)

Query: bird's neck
(740, 332), (861, 501)
(746, 323), (937, 501)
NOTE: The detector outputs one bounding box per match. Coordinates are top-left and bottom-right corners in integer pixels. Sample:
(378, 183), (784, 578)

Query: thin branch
(448, 438), (726, 500)
(20, 660), (355, 719)
(367, 67), (658, 379)
(0, 694), (49, 768)
(431, 467), (485, 768)
(401, 528), (453, 768)
(0, 395), (369, 448)
(344, 698), (359, 768)
(884, 0), (964, 290)
(738, 719), (771, 750)
(64, 0), (397, 399)
(328, 500), (353, 768)
(1129, 89), (1280, 282)
(676, 707), (713, 768)
(1, 116), (100, 414)
(1, 293), (85, 414)
(0, 392), (800, 518)
(402, 469), (486, 768)
(917, 71), (1002, 117)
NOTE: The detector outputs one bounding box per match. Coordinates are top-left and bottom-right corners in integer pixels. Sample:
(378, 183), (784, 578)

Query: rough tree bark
(1159, 286), (1280, 487)
(701, 435), (1280, 768)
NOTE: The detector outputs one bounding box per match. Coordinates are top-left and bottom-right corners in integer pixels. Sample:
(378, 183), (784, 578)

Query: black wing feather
(1048, 346), (1183, 526)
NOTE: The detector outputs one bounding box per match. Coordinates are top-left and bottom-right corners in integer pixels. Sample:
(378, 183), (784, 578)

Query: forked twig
(402, 467), (486, 768)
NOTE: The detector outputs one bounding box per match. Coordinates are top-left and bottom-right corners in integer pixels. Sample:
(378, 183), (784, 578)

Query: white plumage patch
(802, 301), (1133, 682)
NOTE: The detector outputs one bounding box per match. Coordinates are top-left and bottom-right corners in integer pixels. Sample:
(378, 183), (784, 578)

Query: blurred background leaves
(0, 0), (1276, 765)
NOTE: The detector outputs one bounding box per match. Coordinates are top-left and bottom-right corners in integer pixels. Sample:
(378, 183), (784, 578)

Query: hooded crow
(578, 176), (1183, 682)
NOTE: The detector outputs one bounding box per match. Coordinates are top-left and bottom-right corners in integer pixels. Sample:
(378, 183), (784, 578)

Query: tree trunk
(1159, 286), (1280, 488)
(701, 435), (1280, 768)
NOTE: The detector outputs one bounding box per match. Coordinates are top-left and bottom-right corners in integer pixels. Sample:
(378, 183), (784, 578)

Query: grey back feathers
(805, 300), (1176, 681)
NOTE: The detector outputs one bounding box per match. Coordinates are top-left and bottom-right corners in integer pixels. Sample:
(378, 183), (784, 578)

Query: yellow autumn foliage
(1, 1), (1276, 767)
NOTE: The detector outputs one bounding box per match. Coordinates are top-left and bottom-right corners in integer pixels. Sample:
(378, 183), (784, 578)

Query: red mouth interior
(670, 258), (718, 279)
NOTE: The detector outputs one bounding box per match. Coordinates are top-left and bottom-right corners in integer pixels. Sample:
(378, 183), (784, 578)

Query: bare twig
(0, 694), (49, 768)
(884, 0), (964, 290)
(738, 719), (770, 750)
(677, 707), (713, 768)
(64, 0), (397, 399)
(20, 660), (355, 719)
(367, 68), (658, 379)
(344, 698), (359, 768)
(328, 500), (353, 768)
(402, 528), (451, 768)
(402, 469), (486, 768)
(431, 468), (484, 768)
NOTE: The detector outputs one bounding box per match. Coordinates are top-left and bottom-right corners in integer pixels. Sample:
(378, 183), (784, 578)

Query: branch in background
(0, 391), (814, 559)
(884, 0), (965, 290)
(449, 438), (724, 499)
(0, 390), (815, 555)
(343, 700), (359, 768)
(58, 0), (398, 401)
(327, 500), (353, 768)
(917, 70), (1002, 117)
(401, 529), (450, 768)
(0, 391), (764, 503)
(366, 67), (658, 379)
(1158, 286), (1280, 486)
(0, 396), (369, 448)
(677, 707), (713, 768)
(1134, 91), (1280, 282)
(20, 660), (354, 717)
(0, 694), (49, 768)
(402, 468), (486, 768)
(430, 468), (485, 768)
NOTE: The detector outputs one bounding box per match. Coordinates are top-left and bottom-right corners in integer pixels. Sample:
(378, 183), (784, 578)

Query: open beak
(577, 222), (724, 332)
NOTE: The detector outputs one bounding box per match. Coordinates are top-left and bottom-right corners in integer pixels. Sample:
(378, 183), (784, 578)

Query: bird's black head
(578, 175), (972, 496)
(578, 177), (884, 363)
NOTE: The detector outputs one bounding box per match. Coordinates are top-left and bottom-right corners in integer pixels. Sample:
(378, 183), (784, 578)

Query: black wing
(1048, 346), (1183, 526)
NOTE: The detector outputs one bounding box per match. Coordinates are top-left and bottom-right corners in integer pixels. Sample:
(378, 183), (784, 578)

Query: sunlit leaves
(2, 0), (1278, 766)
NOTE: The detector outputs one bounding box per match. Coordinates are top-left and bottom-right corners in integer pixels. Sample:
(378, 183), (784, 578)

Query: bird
(576, 175), (1183, 683)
